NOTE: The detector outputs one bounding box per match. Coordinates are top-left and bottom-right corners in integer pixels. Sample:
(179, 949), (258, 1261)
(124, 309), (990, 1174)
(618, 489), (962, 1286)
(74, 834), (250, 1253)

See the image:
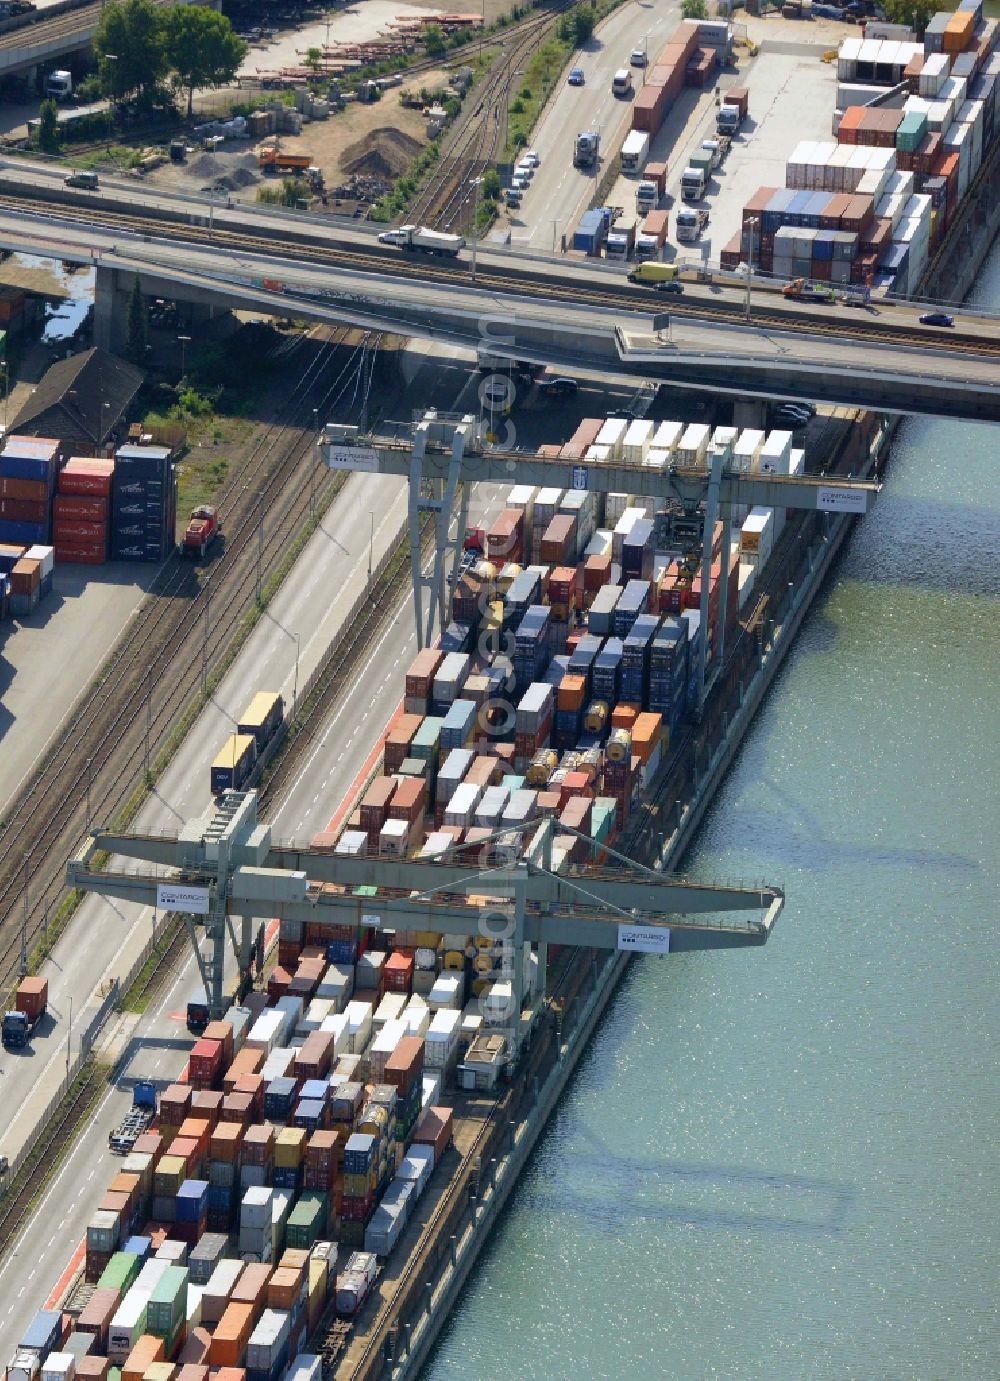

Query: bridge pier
(95, 264), (236, 356)
(732, 398), (769, 431)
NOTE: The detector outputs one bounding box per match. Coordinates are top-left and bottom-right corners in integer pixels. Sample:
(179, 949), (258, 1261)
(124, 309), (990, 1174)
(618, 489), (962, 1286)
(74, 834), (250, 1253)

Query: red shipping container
(383, 950), (413, 993)
(387, 775), (427, 823)
(53, 494), (108, 522)
(189, 1038), (224, 1089)
(0, 476), (49, 501)
(0, 498), (48, 523)
(412, 1105), (453, 1162)
(58, 458), (115, 496)
(485, 508), (524, 564)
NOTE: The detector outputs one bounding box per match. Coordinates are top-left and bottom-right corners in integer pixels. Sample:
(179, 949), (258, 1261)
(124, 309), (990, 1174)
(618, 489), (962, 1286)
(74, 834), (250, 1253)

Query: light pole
(368, 511), (375, 584)
(85, 756), (93, 827)
(745, 217), (758, 321)
(66, 995), (73, 1085)
(292, 632), (300, 715)
(178, 333), (191, 380)
(311, 408), (319, 514)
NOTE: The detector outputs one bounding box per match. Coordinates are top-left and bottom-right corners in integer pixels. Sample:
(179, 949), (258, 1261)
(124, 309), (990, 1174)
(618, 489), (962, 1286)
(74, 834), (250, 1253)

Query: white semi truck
(378, 225), (465, 257)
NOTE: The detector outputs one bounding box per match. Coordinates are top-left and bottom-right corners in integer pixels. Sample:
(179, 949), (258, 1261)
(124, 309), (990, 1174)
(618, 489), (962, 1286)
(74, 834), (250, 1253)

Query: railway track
(1, 189), (994, 358)
(0, 1062), (107, 1259)
(406, 3), (573, 232)
(0, 323), (381, 993)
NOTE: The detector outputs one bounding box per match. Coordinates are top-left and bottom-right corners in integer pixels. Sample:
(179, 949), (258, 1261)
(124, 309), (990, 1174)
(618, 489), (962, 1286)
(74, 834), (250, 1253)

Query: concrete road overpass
(0, 0), (214, 80)
(0, 173), (997, 422)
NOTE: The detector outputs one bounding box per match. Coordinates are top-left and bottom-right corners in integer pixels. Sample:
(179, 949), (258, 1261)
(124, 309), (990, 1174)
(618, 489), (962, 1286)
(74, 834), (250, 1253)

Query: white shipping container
(733, 428), (765, 472)
(345, 1000), (374, 1052)
(41, 1355), (75, 1381)
(335, 830), (367, 857)
(319, 1012), (350, 1053)
(427, 975), (462, 1011)
(246, 1008), (284, 1054)
(677, 423), (710, 466)
(247, 1309), (291, 1371)
(595, 418), (628, 457)
(622, 419), (654, 463)
(758, 431), (793, 476)
(740, 508), (774, 562)
(201, 1258), (244, 1323)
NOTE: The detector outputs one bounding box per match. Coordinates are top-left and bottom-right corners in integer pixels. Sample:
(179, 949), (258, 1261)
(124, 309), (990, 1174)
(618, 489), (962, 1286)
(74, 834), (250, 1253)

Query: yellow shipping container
(472, 976), (490, 997)
(415, 931), (442, 949)
(443, 952), (464, 970)
(144, 1365), (177, 1381)
(274, 1127), (307, 1168)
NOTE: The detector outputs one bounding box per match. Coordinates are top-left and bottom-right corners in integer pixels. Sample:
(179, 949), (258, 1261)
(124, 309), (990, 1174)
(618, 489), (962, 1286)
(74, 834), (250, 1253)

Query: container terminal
(0, 2), (998, 1379)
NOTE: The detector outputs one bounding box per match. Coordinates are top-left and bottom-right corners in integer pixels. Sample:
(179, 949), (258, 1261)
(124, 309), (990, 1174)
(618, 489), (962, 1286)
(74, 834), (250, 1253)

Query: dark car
(568, 67), (585, 86)
(656, 280), (684, 294)
(919, 311), (954, 327)
(775, 406), (812, 431)
(538, 377), (579, 398)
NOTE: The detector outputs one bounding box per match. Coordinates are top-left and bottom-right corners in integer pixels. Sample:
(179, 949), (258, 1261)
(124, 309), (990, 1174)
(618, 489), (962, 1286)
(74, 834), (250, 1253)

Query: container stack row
(724, 3), (998, 293)
(0, 435), (177, 583)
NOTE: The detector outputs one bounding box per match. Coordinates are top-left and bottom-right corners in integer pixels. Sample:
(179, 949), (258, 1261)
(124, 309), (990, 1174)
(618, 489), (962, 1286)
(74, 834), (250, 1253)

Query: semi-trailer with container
(634, 209), (669, 260)
(2, 977), (48, 1048)
(717, 86), (748, 134)
(237, 692), (285, 754)
(636, 160), (667, 212)
(605, 221), (637, 260)
(210, 732), (257, 795)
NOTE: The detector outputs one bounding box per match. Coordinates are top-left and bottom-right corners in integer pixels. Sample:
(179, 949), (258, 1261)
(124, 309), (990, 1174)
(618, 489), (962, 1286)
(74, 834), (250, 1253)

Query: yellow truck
(627, 261), (680, 284)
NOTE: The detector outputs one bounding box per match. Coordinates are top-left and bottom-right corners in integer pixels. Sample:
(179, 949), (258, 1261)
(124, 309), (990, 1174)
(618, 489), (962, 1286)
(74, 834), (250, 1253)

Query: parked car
(656, 280), (684, 294)
(504, 188), (522, 209)
(538, 377), (579, 398)
(774, 405), (812, 430)
(568, 67), (585, 86)
(514, 161), (534, 181)
(919, 311), (954, 327)
(510, 172), (530, 192)
(521, 149), (540, 167)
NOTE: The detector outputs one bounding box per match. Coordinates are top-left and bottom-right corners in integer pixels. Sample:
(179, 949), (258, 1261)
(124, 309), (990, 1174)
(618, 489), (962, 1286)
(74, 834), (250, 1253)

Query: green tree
(423, 24), (446, 58)
(559, 6), (595, 45)
(126, 275), (147, 366)
(481, 169), (501, 200)
(94, 0), (170, 107)
(164, 6), (248, 116)
(681, 0), (707, 17)
(37, 99), (60, 154)
(879, 0), (934, 35)
(305, 46), (322, 74)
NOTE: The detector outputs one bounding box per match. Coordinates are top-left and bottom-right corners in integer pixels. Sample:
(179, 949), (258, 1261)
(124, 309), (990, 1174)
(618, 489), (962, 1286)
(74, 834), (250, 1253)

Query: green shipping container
(146, 1265), (188, 1332)
(286, 1191), (328, 1249)
(411, 717), (443, 761)
(98, 1252), (142, 1295)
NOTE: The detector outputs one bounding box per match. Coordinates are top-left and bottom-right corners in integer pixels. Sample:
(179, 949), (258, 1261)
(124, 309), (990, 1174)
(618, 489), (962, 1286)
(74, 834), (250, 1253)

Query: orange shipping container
(557, 675), (587, 713)
(611, 704), (640, 730)
(176, 1368), (210, 1381)
(231, 1263), (272, 1321)
(124, 1336), (166, 1381)
(208, 1304), (255, 1368)
(177, 1329), (212, 1366)
(76, 1362), (111, 1381)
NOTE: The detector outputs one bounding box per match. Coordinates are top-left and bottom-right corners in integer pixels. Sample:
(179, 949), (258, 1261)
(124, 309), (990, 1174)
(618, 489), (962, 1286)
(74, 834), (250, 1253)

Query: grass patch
(121, 917), (183, 1013)
(503, 1), (626, 161)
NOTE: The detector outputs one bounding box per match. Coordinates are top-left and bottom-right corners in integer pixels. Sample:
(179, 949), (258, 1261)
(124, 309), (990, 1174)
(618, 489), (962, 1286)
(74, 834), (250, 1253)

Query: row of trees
(93, 0), (247, 115)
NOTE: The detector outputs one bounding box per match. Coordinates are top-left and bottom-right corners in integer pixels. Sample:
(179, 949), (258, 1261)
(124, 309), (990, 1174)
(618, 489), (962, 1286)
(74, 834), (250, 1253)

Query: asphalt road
(0, 157), (996, 346)
(505, 0), (684, 253)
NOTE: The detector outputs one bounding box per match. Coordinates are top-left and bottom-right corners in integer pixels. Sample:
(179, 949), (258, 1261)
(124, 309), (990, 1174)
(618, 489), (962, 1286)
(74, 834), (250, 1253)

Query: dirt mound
(342, 127), (422, 181)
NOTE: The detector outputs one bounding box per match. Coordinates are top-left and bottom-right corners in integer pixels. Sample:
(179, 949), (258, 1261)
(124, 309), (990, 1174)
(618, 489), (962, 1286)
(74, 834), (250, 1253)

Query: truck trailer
(620, 130), (650, 175)
(2, 977), (48, 1048)
(379, 225), (465, 256)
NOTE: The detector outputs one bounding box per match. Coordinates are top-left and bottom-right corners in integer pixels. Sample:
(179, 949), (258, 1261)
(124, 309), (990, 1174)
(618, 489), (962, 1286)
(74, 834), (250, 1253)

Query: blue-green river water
(423, 241), (1000, 1379)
